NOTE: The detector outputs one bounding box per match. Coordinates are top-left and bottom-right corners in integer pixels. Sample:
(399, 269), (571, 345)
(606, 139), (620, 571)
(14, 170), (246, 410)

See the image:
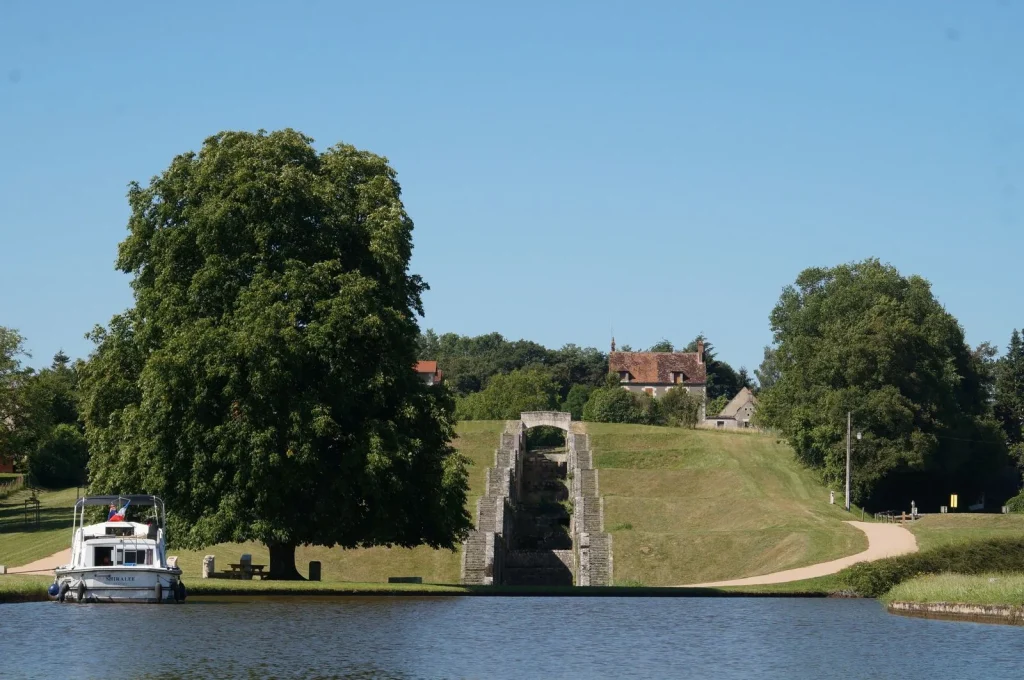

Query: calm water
(1, 597), (1021, 679)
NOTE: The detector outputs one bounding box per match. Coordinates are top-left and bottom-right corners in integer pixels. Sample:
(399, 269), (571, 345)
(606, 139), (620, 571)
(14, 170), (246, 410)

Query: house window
(643, 387), (655, 396)
(742, 421), (750, 429)
(717, 421), (724, 428)
(619, 371), (631, 383)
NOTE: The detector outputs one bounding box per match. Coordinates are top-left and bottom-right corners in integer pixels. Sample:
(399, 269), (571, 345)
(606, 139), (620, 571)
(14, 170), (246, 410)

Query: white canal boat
(50, 495), (186, 604)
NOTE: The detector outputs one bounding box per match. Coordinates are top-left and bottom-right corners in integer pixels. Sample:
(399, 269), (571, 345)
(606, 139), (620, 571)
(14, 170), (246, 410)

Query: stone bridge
(519, 411), (572, 431)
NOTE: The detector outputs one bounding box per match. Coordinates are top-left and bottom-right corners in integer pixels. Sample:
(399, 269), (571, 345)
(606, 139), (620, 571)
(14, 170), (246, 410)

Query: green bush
(838, 537), (1024, 597)
(1005, 491), (1024, 513)
(661, 388), (701, 428)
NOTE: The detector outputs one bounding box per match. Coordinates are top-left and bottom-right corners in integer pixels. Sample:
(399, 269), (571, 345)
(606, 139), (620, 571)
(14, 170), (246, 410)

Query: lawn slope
(590, 424), (866, 586)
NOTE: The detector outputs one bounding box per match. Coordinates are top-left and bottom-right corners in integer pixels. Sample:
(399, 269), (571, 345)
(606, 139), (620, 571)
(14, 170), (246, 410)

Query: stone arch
(519, 411), (572, 432)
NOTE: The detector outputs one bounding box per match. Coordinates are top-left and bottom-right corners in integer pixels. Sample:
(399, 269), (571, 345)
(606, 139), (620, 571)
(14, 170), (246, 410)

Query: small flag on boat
(107, 504), (117, 520)
(109, 500), (130, 522)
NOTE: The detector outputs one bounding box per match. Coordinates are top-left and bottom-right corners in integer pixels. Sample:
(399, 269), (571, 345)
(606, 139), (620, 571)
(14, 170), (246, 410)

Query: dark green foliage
(683, 335), (743, 401)
(455, 368), (559, 420)
(0, 327), (29, 465)
(79, 129), (470, 579)
(994, 330), (1024, 447)
(583, 388), (643, 424)
(561, 384), (594, 421)
(757, 259), (1012, 509)
(28, 423), (89, 487)
(839, 537), (1024, 597)
(582, 388), (667, 426)
(526, 426), (565, 448)
(660, 388), (701, 428)
(417, 332), (607, 399)
(647, 339), (674, 352)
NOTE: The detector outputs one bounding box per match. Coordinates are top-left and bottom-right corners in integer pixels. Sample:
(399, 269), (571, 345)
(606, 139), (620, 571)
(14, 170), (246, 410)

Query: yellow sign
(951, 494), (958, 509)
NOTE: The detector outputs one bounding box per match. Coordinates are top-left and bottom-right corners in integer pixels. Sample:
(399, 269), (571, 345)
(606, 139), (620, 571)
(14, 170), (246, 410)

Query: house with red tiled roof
(608, 339), (708, 420)
(415, 360), (443, 386)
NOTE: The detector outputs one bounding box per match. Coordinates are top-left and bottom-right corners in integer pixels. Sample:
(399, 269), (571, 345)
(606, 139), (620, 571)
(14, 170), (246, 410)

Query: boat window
(94, 546), (113, 567)
(123, 549), (152, 566)
(105, 526), (134, 536)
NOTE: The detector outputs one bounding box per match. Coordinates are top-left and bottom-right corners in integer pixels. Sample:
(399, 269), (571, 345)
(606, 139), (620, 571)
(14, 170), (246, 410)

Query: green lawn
(907, 513), (1024, 551)
(170, 420), (504, 583)
(0, 487), (79, 568)
(884, 573), (1024, 606)
(589, 423), (866, 586)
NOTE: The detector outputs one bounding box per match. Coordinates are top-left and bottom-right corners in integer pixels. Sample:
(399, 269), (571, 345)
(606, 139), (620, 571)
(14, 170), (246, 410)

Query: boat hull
(53, 567), (184, 604)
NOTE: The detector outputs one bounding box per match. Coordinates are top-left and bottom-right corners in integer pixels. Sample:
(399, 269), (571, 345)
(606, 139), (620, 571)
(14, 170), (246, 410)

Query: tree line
(417, 331), (753, 426)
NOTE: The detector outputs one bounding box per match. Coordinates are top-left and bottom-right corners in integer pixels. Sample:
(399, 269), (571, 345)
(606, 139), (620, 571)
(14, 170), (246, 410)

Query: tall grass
(883, 573), (1024, 606)
(0, 475), (25, 500)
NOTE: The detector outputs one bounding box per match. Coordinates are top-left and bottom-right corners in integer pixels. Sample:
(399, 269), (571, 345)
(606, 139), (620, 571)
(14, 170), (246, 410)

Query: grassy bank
(0, 572), (840, 604)
(908, 513), (1024, 551)
(839, 537), (1024, 597)
(589, 423), (865, 586)
(883, 574), (1024, 606)
(0, 487), (79, 567)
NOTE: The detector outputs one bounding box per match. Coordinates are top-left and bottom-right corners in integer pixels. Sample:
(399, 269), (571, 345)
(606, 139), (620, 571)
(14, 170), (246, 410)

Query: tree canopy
(757, 259), (1012, 508)
(455, 368), (560, 420)
(79, 129), (470, 578)
(995, 329), (1024, 467)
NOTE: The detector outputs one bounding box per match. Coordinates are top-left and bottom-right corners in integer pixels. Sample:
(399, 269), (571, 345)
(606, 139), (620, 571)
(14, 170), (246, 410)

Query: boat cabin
(75, 522), (163, 568)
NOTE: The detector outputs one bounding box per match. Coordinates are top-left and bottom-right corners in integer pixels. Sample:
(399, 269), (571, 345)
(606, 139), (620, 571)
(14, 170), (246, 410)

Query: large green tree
(80, 129), (470, 579)
(20, 351), (89, 487)
(994, 330), (1024, 466)
(454, 368), (559, 420)
(758, 259), (1011, 508)
(0, 327), (29, 465)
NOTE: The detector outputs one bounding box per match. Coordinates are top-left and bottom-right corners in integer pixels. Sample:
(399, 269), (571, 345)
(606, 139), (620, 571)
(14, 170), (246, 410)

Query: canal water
(1, 597), (1021, 679)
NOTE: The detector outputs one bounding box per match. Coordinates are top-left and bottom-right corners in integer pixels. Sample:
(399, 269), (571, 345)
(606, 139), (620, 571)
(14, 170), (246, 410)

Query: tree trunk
(267, 542), (304, 580)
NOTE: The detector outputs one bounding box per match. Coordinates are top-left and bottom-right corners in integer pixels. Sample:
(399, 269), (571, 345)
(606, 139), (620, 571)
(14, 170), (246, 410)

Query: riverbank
(884, 573), (1024, 625)
(0, 573), (846, 603)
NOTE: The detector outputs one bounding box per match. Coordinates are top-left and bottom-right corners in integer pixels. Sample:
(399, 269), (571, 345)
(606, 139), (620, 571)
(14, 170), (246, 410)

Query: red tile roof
(608, 351), (706, 385)
(415, 360), (443, 382)
(415, 361), (438, 374)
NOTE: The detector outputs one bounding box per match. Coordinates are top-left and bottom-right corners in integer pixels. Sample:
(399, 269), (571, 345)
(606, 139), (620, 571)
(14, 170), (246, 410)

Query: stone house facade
(608, 340), (707, 421)
(702, 387), (758, 430)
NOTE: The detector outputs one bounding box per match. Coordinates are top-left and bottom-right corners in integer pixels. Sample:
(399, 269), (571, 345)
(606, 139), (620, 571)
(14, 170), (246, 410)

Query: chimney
(697, 339), (704, 364)
(611, 337), (616, 352)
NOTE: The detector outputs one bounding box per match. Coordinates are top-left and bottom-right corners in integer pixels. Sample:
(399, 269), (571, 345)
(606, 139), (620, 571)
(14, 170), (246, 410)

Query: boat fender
(155, 582), (163, 604)
(175, 581), (186, 603)
(48, 583), (60, 598)
(58, 582), (69, 603)
(76, 580), (86, 604)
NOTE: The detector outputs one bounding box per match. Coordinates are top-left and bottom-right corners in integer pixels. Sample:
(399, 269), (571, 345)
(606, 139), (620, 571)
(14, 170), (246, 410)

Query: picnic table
(225, 563), (269, 580)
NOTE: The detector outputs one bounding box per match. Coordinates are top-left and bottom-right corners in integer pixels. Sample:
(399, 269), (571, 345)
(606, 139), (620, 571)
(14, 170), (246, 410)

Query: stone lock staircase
(569, 432), (613, 586)
(462, 418), (612, 587)
(461, 426), (522, 585)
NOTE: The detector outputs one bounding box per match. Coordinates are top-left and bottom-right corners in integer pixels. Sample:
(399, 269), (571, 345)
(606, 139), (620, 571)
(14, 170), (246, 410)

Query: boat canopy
(75, 495), (164, 510)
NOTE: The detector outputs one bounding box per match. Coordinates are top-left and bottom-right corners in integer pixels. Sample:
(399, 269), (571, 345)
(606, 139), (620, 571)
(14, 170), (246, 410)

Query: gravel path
(684, 521), (918, 587)
(7, 548), (71, 574)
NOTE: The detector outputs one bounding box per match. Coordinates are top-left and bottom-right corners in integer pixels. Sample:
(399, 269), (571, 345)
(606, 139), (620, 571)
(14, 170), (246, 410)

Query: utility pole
(845, 411), (852, 512)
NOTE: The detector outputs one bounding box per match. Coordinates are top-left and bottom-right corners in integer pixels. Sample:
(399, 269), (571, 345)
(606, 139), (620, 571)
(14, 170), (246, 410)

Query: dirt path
(683, 521), (918, 587)
(7, 548), (70, 575)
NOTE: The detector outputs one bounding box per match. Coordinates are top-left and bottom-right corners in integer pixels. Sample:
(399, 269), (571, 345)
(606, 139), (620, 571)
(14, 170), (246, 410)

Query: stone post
(202, 555), (215, 578)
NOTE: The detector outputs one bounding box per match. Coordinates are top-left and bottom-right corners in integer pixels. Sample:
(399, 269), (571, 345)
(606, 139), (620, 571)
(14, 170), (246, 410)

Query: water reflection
(1, 597), (1022, 679)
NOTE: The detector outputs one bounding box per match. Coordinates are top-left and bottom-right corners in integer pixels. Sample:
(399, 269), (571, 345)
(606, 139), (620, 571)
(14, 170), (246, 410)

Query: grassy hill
(907, 513), (1024, 551)
(0, 486), (80, 568)
(589, 423), (867, 586)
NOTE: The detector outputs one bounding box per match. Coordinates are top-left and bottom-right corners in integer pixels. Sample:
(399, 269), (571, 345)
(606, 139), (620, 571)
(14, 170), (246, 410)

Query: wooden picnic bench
(225, 563), (269, 580)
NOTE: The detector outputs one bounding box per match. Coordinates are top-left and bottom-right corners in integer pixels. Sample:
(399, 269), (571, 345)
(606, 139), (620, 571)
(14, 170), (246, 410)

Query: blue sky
(1, 1), (1021, 374)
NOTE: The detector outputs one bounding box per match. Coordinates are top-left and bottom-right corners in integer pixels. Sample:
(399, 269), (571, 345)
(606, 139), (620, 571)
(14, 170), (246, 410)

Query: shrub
(583, 388), (641, 424)
(838, 537), (1024, 597)
(661, 388), (700, 428)
(1005, 491), (1024, 513)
